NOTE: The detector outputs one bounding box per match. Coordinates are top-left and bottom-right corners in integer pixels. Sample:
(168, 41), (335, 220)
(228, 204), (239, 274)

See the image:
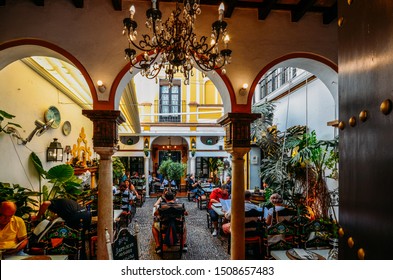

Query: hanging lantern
(47, 138), (63, 162)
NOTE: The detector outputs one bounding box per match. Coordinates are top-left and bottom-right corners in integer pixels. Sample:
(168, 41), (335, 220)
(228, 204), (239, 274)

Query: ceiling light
(122, 1), (232, 85)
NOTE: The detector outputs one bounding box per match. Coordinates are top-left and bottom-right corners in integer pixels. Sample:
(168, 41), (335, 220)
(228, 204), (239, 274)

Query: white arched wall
(250, 55), (339, 213)
(0, 42), (95, 192)
(267, 57), (338, 118)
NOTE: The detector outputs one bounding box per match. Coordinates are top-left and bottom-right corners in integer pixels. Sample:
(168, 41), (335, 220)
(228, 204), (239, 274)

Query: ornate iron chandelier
(122, 0), (232, 85)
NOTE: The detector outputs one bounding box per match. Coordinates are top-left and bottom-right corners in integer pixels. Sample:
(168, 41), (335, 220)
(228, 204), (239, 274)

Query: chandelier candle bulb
(130, 5), (135, 18)
(218, 3), (225, 21)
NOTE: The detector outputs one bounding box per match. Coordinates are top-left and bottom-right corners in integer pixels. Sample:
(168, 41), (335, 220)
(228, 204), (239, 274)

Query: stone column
(218, 112), (260, 260)
(144, 155), (150, 197)
(190, 154), (196, 175)
(82, 110), (125, 260)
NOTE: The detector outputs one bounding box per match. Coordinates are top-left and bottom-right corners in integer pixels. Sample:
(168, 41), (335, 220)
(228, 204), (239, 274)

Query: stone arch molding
(250, 53), (338, 115)
(0, 39), (97, 104)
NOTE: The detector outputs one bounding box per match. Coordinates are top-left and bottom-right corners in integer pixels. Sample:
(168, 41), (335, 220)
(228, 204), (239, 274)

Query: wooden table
(92, 209), (124, 223)
(270, 249), (330, 260)
(4, 254), (69, 260)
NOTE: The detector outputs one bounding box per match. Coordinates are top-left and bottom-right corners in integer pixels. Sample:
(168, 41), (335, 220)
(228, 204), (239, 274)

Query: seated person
(265, 193), (294, 245)
(151, 172), (161, 192)
(187, 174), (203, 200)
(152, 191), (188, 254)
(33, 198), (92, 259)
(119, 180), (140, 213)
(207, 184), (230, 236)
(153, 187), (179, 213)
(0, 201), (28, 256)
(222, 190), (260, 234)
(265, 193), (293, 227)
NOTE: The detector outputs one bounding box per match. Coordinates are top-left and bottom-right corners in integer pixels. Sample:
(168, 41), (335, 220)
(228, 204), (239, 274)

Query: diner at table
(207, 184), (230, 236)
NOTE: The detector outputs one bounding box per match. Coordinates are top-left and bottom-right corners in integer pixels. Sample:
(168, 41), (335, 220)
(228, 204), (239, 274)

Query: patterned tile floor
(134, 196), (230, 260)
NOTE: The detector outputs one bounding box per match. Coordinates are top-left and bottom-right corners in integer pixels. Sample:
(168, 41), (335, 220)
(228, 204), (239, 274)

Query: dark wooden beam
(112, 0), (122, 11)
(33, 0), (44, 6)
(224, 0), (238, 19)
(322, 2), (337, 24)
(291, 0), (317, 22)
(72, 0), (83, 8)
(257, 0), (277, 20)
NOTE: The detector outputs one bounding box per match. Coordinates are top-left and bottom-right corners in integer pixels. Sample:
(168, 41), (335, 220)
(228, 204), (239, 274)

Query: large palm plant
(252, 101), (338, 219)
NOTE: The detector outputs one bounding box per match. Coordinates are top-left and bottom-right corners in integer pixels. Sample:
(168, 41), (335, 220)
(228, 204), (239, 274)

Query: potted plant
(0, 182), (40, 222)
(158, 159), (186, 187)
(30, 152), (86, 203)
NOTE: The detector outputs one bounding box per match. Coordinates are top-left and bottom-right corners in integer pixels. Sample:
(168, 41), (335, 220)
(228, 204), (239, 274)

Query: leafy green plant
(252, 100), (339, 219)
(158, 159), (186, 186)
(30, 152), (85, 202)
(0, 109), (22, 134)
(0, 182), (40, 219)
(112, 156), (125, 184)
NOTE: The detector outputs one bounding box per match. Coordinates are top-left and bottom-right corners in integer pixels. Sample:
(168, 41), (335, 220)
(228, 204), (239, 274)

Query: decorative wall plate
(44, 106), (61, 129)
(62, 121), (71, 136)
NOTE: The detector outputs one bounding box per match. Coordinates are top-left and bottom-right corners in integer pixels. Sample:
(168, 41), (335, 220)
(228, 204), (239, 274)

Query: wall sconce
(97, 80), (106, 93)
(239, 83), (248, 96)
(191, 138), (196, 157)
(64, 145), (72, 163)
(47, 138), (63, 162)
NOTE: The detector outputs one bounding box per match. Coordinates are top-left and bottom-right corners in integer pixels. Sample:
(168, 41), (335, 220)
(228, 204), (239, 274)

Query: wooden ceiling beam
(224, 0), (238, 19)
(291, 0), (317, 22)
(112, 0), (122, 11)
(323, 2), (337, 24)
(33, 0), (44, 6)
(258, 0), (278, 21)
(72, 0), (84, 8)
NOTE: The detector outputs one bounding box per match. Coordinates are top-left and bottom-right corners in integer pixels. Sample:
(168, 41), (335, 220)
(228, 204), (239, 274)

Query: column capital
(229, 147), (251, 159)
(94, 147), (117, 160)
(82, 110), (125, 148)
(217, 113), (260, 150)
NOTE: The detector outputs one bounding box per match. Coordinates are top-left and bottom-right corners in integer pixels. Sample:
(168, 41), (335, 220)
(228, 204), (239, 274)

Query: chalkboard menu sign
(112, 228), (138, 260)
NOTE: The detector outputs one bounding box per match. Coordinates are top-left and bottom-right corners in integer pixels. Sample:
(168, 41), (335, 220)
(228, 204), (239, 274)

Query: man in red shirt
(207, 184), (230, 236)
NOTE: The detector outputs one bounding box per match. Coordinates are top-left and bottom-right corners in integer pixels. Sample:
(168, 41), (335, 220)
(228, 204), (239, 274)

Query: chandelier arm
(128, 48), (161, 70)
(190, 51), (219, 72)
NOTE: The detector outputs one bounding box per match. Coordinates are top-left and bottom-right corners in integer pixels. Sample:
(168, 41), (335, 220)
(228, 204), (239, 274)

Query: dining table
(3, 254), (69, 260)
(270, 248), (330, 260)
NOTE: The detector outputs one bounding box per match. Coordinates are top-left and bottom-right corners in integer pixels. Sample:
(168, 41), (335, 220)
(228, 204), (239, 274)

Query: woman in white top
(265, 193), (289, 226)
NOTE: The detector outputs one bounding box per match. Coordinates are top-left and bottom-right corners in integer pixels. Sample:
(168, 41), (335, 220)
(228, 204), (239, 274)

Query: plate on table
(286, 248), (325, 260)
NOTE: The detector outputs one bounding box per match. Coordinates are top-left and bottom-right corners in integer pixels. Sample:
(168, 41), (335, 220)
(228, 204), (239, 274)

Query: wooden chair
(264, 219), (297, 259)
(227, 208), (265, 258)
(198, 188), (212, 210)
(301, 219), (331, 249)
(157, 203), (186, 258)
(42, 221), (83, 260)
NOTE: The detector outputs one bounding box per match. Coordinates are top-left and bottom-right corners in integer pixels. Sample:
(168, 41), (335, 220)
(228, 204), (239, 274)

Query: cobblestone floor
(134, 197), (230, 260)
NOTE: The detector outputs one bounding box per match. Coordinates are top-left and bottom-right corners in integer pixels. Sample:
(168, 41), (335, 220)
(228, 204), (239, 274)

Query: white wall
(273, 78), (336, 140)
(0, 61), (94, 192)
